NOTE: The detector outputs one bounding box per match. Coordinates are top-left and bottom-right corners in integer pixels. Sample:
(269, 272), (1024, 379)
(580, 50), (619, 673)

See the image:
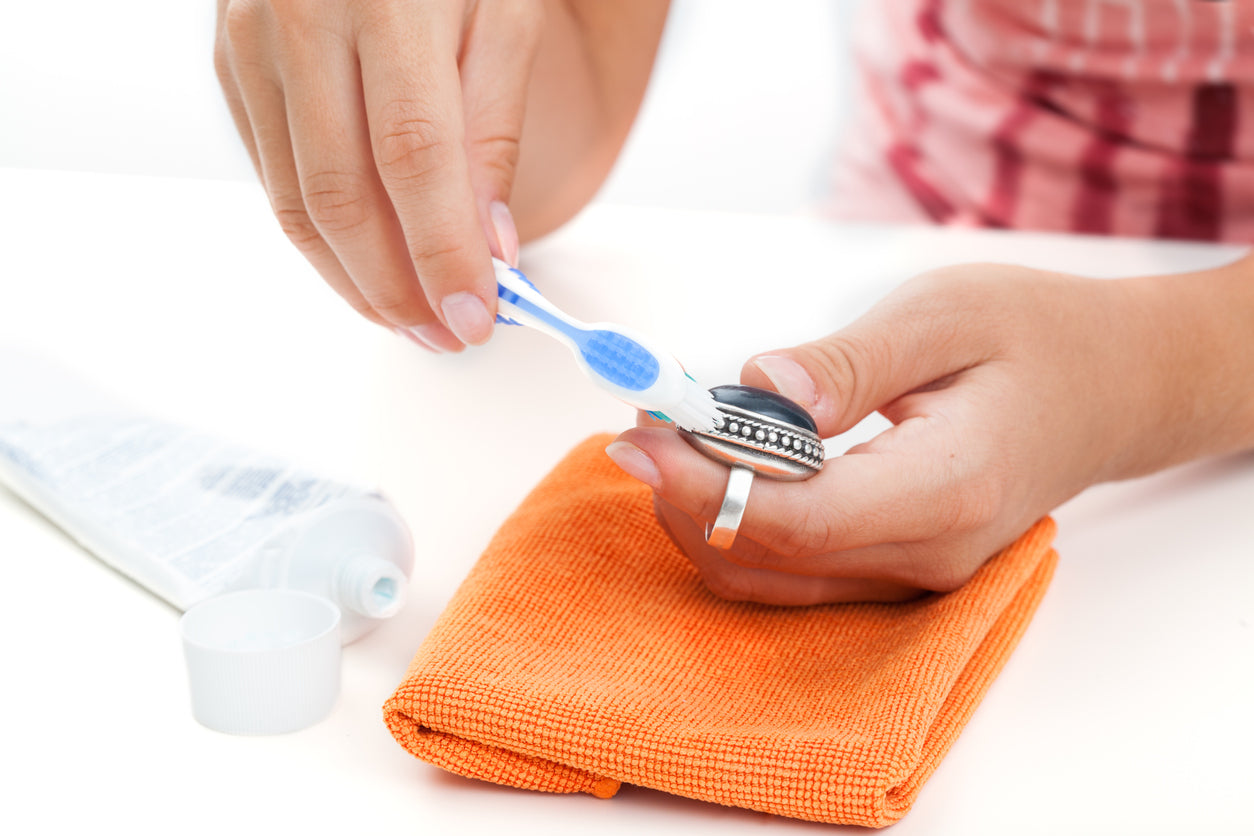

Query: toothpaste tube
(0, 346), (414, 644)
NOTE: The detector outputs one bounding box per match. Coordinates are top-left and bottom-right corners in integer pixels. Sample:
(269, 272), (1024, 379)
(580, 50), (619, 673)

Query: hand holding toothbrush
(215, 0), (668, 351)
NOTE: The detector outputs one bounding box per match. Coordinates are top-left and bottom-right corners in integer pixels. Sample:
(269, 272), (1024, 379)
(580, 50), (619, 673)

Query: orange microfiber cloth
(384, 435), (1058, 827)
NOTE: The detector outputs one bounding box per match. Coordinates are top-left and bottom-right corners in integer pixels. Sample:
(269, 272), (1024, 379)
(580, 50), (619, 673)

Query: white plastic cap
(180, 589), (341, 735)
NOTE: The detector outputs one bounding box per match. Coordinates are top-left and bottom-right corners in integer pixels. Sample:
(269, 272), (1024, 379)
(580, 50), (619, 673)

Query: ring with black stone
(679, 385), (824, 549)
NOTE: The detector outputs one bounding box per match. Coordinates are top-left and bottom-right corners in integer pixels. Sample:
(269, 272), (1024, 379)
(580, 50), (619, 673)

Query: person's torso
(850, 0), (1254, 240)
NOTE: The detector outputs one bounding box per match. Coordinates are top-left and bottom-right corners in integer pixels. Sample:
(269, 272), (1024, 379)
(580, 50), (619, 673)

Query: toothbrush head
(575, 326), (720, 432)
(643, 373), (721, 433)
(580, 330), (661, 391)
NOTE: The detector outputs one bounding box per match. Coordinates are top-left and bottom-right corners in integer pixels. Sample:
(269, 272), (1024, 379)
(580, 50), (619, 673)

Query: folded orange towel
(384, 435), (1057, 827)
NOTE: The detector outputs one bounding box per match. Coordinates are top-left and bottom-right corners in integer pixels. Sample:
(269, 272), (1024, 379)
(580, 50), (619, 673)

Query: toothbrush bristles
(666, 379), (721, 433)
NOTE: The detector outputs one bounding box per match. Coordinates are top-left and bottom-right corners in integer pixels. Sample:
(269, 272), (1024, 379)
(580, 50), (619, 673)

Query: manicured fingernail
(440, 292), (493, 345)
(605, 442), (661, 490)
(393, 327), (436, 353)
(411, 322), (464, 353)
(489, 200), (520, 268)
(751, 355), (816, 408)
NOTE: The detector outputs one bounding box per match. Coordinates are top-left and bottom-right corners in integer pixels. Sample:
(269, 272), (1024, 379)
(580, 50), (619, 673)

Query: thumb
(740, 285), (983, 437)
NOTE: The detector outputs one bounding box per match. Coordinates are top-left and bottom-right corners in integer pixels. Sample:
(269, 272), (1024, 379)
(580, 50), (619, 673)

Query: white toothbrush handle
(490, 259), (719, 431)
(493, 258), (585, 348)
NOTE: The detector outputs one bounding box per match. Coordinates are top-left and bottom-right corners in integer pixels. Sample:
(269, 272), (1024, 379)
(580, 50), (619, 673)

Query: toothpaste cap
(180, 589), (341, 735)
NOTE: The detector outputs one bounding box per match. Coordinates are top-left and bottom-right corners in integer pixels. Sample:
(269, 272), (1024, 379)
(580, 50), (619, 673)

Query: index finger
(612, 423), (968, 558)
(358, 6), (497, 345)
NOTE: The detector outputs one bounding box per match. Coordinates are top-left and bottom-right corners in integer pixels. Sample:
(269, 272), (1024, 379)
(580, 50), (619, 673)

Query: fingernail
(411, 322), (464, 353)
(489, 200), (520, 267)
(440, 292), (493, 345)
(751, 355), (816, 408)
(393, 327), (436, 353)
(605, 441), (661, 490)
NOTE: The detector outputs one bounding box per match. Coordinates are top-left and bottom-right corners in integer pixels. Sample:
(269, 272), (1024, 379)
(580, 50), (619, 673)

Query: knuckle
(696, 490), (728, 528)
(903, 265), (1009, 321)
(213, 50), (235, 90)
(267, 0), (304, 19)
(212, 37), (231, 78)
(468, 133), (520, 186)
(925, 558), (979, 593)
(222, 0), (262, 47)
(910, 488), (1004, 593)
(898, 542), (975, 593)
(910, 263), (994, 295)
(361, 285), (425, 323)
(910, 264), (968, 291)
(408, 233), (476, 280)
(503, 0), (546, 42)
(809, 334), (869, 408)
(953, 481), (1002, 531)
(300, 170), (373, 236)
(941, 460), (1006, 534)
(346, 298), (386, 327)
(373, 103), (451, 184)
(471, 0), (545, 46)
(770, 507), (830, 561)
(698, 565), (755, 603)
(272, 201), (323, 253)
(735, 505), (832, 567)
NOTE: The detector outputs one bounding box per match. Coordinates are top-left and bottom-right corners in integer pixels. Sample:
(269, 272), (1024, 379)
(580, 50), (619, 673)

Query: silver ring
(705, 465), (753, 549)
(679, 386), (824, 482)
(681, 385), (824, 551)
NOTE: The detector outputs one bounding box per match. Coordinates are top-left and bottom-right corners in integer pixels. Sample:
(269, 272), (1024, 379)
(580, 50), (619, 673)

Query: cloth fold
(384, 435), (1057, 827)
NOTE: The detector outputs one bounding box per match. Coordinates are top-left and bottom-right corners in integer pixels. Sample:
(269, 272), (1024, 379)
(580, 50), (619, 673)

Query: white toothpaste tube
(0, 347), (413, 644)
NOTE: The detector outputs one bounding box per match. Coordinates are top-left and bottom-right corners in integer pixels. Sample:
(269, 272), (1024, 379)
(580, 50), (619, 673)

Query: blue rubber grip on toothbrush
(495, 270), (538, 327)
(497, 283), (661, 391)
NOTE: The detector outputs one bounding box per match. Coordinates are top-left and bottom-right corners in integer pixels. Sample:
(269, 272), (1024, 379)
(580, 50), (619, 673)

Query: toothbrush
(493, 258), (720, 432)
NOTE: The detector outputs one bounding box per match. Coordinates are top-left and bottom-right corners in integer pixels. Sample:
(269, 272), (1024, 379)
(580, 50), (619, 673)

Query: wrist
(1099, 253), (1254, 481)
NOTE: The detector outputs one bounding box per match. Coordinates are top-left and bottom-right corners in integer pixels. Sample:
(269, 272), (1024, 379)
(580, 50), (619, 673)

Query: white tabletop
(1, 168), (1251, 836)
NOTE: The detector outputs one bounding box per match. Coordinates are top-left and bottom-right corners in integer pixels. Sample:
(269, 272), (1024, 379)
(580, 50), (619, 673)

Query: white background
(0, 0), (862, 212)
(3, 3), (1253, 836)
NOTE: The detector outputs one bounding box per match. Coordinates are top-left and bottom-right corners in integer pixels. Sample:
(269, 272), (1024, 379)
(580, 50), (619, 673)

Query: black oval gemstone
(710, 385), (818, 433)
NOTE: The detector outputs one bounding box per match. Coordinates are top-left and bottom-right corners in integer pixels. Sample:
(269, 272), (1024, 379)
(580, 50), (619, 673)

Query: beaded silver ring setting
(679, 385), (824, 549)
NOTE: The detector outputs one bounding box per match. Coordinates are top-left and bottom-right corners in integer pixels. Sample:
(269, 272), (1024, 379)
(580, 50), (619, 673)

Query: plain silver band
(705, 465), (753, 550)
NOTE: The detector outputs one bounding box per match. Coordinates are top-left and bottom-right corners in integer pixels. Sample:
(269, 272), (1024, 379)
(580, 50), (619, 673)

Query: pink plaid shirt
(829, 0), (1254, 241)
